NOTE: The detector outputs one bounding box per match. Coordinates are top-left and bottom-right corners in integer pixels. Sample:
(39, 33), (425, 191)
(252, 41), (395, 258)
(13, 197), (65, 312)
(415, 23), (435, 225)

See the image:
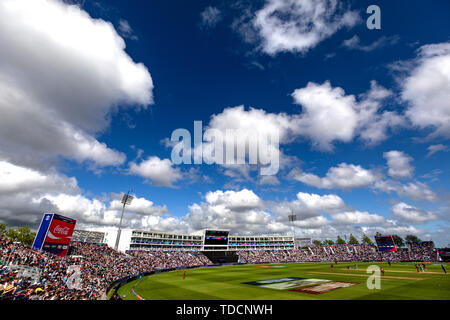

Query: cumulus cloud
(0, 160), (79, 195)
(33, 193), (172, 230)
(356, 81), (406, 145)
(207, 106), (293, 143)
(201, 106), (290, 176)
(269, 192), (345, 222)
(294, 216), (330, 228)
(245, 0), (360, 55)
(184, 189), (362, 234)
(118, 19), (138, 40)
(391, 202), (438, 224)
(205, 189), (264, 211)
(0, 160), (172, 230)
(201, 80), (402, 179)
(402, 42), (450, 138)
(257, 175), (280, 186)
(184, 189), (280, 235)
(293, 157), (437, 202)
(0, 163), (432, 242)
(332, 210), (385, 225)
(0, 0), (153, 168)
(292, 81), (404, 150)
(183, 188), (389, 235)
(426, 144), (448, 157)
(129, 156), (183, 188)
(294, 192), (345, 212)
(0, 161), (95, 227)
(292, 163), (379, 189)
(360, 221), (424, 239)
(108, 195), (168, 216)
(373, 180), (438, 202)
(383, 150), (414, 179)
(291, 82), (359, 149)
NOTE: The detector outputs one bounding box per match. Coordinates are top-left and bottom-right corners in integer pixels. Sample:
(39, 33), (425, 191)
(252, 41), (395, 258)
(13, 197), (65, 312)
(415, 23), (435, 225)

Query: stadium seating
(0, 235), (438, 300)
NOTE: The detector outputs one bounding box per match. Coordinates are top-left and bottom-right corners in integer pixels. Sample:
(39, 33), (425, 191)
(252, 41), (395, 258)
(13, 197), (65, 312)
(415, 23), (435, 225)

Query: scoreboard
(32, 213), (76, 257)
(204, 230), (229, 246)
(375, 235), (398, 252)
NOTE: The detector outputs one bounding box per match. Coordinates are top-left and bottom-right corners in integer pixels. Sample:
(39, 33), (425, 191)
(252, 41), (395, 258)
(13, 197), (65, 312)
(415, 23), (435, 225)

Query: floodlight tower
(114, 190), (134, 251)
(288, 208), (297, 249)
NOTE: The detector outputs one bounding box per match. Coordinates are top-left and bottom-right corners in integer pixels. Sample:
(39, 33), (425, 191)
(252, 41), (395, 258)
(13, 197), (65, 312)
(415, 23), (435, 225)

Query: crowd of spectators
(237, 243), (438, 264)
(0, 236), (212, 300)
(1, 234), (438, 300)
(408, 241), (435, 262)
(127, 249), (212, 270)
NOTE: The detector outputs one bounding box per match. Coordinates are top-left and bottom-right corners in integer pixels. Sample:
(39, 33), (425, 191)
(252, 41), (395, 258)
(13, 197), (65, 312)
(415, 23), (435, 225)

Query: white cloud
(292, 81), (403, 150)
(32, 193), (171, 230)
(342, 35), (399, 52)
(251, 0), (360, 55)
(269, 192), (345, 228)
(257, 175), (280, 186)
(356, 81), (405, 145)
(202, 106), (291, 175)
(294, 156), (437, 202)
(0, 159), (172, 230)
(37, 193), (112, 226)
(293, 163), (378, 189)
(291, 81), (359, 150)
(200, 6), (222, 28)
(383, 150), (414, 179)
(0, 160), (79, 195)
(402, 42), (450, 138)
(391, 202), (438, 224)
(373, 180), (438, 202)
(295, 192), (345, 212)
(118, 19), (138, 40)
(136, 215), (190, 234)
(205, 189), (264, 211)
(129, 157), (182, 188)
(0, 0), (153, 168)
(360, 221), (424, 239)
(108, 196), (168, 216)
(199, 80), (402, 181)
(184, 189), (279, 235)
(426, 144), (448, 157)
(0, 164), (435, 242)
(202, 80), (401, 179)
(399, 182), (439, 202)
(207, 105), (294, 143)
(294, 215), (330, 228)
(184, 189), (346, 235)
(333, 210), (385, 225)
(270, 191), (385, 227)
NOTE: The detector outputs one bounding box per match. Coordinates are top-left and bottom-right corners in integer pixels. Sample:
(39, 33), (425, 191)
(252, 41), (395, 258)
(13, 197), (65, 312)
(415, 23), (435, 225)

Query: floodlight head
(121, 194), (134, 205)
(288, 214), (297, 222)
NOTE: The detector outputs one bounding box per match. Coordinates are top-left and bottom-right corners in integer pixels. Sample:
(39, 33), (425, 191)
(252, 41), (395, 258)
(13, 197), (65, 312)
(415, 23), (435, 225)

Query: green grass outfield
(117, 262), (450, 300)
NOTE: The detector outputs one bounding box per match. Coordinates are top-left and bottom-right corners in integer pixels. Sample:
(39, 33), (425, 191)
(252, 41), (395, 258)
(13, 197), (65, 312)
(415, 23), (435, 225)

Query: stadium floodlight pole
(288, 208), (297, 249)
(114, 190), (134, 251)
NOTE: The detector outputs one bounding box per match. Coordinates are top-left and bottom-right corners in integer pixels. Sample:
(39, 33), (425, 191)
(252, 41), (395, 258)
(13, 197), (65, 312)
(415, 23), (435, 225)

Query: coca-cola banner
(35, 213), (77, 257)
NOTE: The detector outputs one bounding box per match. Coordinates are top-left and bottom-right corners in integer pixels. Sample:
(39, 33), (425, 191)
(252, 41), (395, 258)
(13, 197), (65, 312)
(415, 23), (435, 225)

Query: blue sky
(0, 0), (449, 246)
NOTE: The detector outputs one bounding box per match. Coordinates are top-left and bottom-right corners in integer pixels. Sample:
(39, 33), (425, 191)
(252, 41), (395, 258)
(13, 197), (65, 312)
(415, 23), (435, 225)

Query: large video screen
(375, 235), (397, 252)
(204, 230), (229, 245)
(33, 213), (77, 257)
